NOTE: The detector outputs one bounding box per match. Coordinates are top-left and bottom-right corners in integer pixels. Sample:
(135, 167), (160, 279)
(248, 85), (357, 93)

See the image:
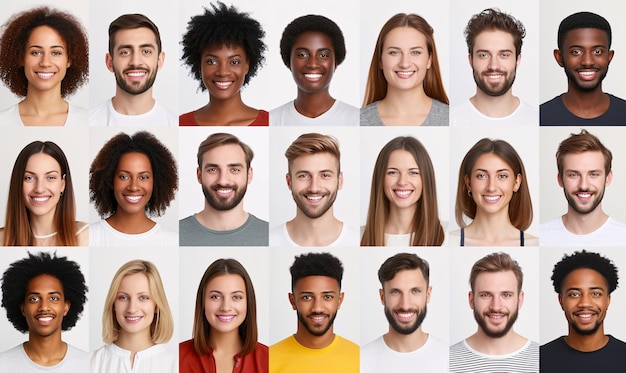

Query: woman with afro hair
(0, 6), (88, 126)
(180, 2), (268, 126)
(89, 131), (178, 246)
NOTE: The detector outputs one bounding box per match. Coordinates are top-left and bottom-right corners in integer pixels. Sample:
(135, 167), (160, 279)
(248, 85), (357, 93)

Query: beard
(297, 310), (337, 337)
(564, 186), (605, 215)
(474, 306), (519, 338)
(473, 68), (516, 97)
(114, 66), (158, 95)
(292, 187), (338, 219)
(570, 317), (603, 336)
(564, 63), (609, 92)
(202, 182), (247, 211)
(384, 305), (427, 335)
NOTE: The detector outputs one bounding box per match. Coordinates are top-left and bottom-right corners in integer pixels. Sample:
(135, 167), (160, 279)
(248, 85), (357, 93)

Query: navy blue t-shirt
(540, 94), (626, 126)
(540, 335), (626, 372)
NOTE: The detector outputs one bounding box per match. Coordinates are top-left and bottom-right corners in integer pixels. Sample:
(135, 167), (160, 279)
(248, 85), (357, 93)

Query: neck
(383, 327), (428, 353)
(294, 90), (335, 118)
(21, 91), (67, 115)
(466, 328), (526, 355)
(562, 87), (609, 118)
(29, 212), (57, 237)
(197, 203), (248, 231)
(114, 330), (155, 369)
(111, 90), (155, 115)
(383, 85), (429, 109)
(287, 209), (343, 246)
(565, 327), (609, 352)
(465, 208), (518, 244)
(24, 332), (66, 367)
(106, 211), (155, 234)
(294, 325), (335, 349)
(562, 206), (608, 235)
(385, 205), (417, 234)
(208, 329), (243, 355)
(470, 90), (519, 118)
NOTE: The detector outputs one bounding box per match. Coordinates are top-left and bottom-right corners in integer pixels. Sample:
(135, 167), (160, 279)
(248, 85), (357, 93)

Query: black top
(540, 93), (626, 126)
(540, 335), (626, 372)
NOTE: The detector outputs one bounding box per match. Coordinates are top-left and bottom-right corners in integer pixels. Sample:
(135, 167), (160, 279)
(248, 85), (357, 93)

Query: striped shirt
(449, 339), (539, 372)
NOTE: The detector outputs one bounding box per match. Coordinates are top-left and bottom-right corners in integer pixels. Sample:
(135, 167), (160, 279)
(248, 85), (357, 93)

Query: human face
(197, 144), (251, 211)
(558, 151), (611, 215)
(113, 152), (153, 216)
(287, 152), (342, 219)
(22, 153), (66, 219)
(465, 153), (521, 216)
(201, 43), (249, 101)
(114, 273), (156, 337)
(20, 274), (69, 339)
(289, 31), (336, 94)
(380, 269), (431, 335)
(384, 150), (422, 211)
(555, 28), (613, 92)
(23, 26), (70, 94)
(558, 268), (610, 337)
(470, 30), (519, 97)
(204, 274), (247, 335)
(470, 271), (522, 339)
(381, 27), (431, 92)
(106, 27), (163, 95)
(289, 276), (343, 337)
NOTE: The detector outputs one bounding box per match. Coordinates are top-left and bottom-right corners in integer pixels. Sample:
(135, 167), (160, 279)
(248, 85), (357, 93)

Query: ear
(288, 292), (297, 310)
(558, 293), (564, 310)
(608, 50), (614, 64)
(468, 291), (474, 310)
(286, 173), (292, 190)
(20, 303), (24, 316)
(247, 167), (253, 185)
(467, 53), (473, 68)
(157, 51), (165, 71)
(196, 167), (202, 184)
(427, 54), (432, 70)
(63, 300), (70, 316)
(337, 292), (345, 310)
(379, 288), (385, 306)
(554, 49), (564, 67)
(606, 170), (613, 187)
(517, 290), (525, 310)
(557, 172), (564, 188)
(60, 174), (66, 194)
(105, 53), (114, 73)
(337, 171), (344, 190)
(515, 53), (522, 69)
(513, 173), (521, 192)
(464, 174), (471, 193)
(426, 285), (432, 304)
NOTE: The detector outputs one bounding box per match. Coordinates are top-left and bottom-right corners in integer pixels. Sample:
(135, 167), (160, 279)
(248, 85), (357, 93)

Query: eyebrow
(28, 45), (65, 49)
(117, 43), (156, 51)
(294, 47), (332, 52)
(386, 46), (424, 50)
(204, 52), (242, 59)
(117, 169), (152, 174)
(475, 48), (514, 54)
(474, 168), (511, 173)
(24, 170), (60, 174)
(204, 163), (245, 169)
(26, 291), (62, 296)
(565, 286), (606, 292)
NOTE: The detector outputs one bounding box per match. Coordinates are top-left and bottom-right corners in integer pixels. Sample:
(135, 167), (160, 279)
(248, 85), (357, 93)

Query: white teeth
(579, 71), (596, 76)
(304, 74), (322, 79)
(306, 195), (323, 201)
(484, 195), (501, 202)
(395, 190), (412, 197)
(126, 316), (141, 321)
(127, 72), (146, 77)
(311, 315), (326, 321)
(32, 196), (50, 203)
(396, 71), (414, 77)
(216, 188), (233, 195)
(217, 315), (235, 322)
(578, 314), (592, 319)
(215, 81), (232, 87)
(125, 195), (142, 202)
(578, 193), (591, 198)
(37, 72), (54, 78)
(397, 312), (414, 318)
(38, 316), (53, 322)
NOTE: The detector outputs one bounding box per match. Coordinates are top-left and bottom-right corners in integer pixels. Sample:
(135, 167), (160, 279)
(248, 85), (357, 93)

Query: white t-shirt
(0, 343), (89, 372)
(270, 100), (359, 126)
(269, 222), (360, 247)
(0, 103), (87, 126)
(450, 98), (537, 126)
(91, 343), (176, 373)
(361, 335), (448, 373)
(89, 219), (178, 247)
(89, 99), (177, 127)
(540, 216), (626, 246)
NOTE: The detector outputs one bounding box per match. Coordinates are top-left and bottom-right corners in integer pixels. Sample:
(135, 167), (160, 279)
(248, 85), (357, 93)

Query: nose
(33, 178), (45, 193)
(217, 170), (230, 186)
(399, 52), (410, 68)
(486, 176), (497, 192)
(130, 49), (141, 66)
(579, 175), (589, 190)
(39, 52), (52, 67)
(219, 297), (232, 311)
(38, 298), (50, 311)
(581, 50), (595, 67)
(309, 176), (320, 192)
(400, 293), (411, 310)
(397, 172), (408, 186)
(128, 177), (139, 191)
(487, 55), (498, 70)
(311, 297), (323, 312)
(216, 61), (231, 76)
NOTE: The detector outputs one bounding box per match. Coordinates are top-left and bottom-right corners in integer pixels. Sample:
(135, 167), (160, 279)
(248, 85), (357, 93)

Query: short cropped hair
(284, 133), (341, 174)
(557, 11), (611, 51)
(102, 260), (173, 344)
(556, 129), (612, 177)
(89, 131), (178, 218)
(465, 8), (526, 57)
(196, 133), (254, 169)
(108, 13), (162, 55)
(469, 252), (523, 293)
(279, 15), (346, 68)
(0, 6), (88, 98)
(378, 253), (430, 288)
(551, 250), (619, 294)
(181, 1), (266, 91)
(1, 251), (87, 333)
(290, 252), (343, 290)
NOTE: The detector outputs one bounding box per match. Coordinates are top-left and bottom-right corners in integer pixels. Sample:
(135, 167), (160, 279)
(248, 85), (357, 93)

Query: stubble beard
(202, 182), (247, 211)
(473, 68), (516, 97)
(564, 185), (605, 215)
(297, 310), (337, 337)
(384, 305), (427, 335)
(115, 65), (158, 95)
(474, 306), (518, 339)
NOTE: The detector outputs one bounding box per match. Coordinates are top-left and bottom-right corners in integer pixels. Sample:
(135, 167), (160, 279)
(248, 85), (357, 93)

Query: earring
(467, 191), (472, 197)
(60, 191), (64, 197)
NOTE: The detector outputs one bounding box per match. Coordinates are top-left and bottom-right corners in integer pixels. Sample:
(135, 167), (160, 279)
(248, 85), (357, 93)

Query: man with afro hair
(0, 251), (88, 371)
(541, 250), (626, 371)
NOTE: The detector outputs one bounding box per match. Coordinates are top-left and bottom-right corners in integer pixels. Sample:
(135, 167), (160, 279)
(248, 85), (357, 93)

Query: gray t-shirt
(179, 213), (268, 246)
(360, 99), (449, 126)
(0, 343), (89, 372)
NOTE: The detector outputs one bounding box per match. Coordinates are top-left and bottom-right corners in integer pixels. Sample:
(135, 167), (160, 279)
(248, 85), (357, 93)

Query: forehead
(473, 153), (512, 171)
(119, 272), (150, 290)
(474, 29), (515, 51)
(562, 268), (608, 291)
(202, 143), (246, 165)
(27, 25), (66, 46)
(563, 28), (610, 47)
(26, 152), (61, 171)
(474, 271), (518, 292)
(206, 273), (245, 291)
(26, 274), (63, 293)
(290, 152), (339, 172)
(562, 151), (605, 170)
(117, 152), (152, 169)
(294, 275), (339, 292)
(383, 27), (427, 47)
(203, 42), (247, 57)
(113, 27), (158, 47)
(385, 268), (427, 288)
(292, 31), (333, 51)
(387, 149), (418, 167)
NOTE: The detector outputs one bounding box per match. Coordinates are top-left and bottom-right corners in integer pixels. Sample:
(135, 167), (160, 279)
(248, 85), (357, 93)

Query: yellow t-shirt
(270, 334), (359, 373)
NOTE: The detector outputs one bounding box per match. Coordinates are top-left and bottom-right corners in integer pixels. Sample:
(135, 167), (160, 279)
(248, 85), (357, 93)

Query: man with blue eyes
(540, 130), (626, 246)
(541, 250), (626, 371)
(361, 253), (447, 372)
(451, 8), (537, 127)
(0, 251), (88, 372)
(270, 252), (359, 373)
(541, 12), (626, 125)
(89, 14), (177, 126)
(179, 132), (269, 246)
(449, 252), (538, 372)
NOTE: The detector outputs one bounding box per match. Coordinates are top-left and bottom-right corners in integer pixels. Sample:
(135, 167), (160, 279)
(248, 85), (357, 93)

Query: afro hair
(290, 252), (344, 290)
(551, 250), (619, 294)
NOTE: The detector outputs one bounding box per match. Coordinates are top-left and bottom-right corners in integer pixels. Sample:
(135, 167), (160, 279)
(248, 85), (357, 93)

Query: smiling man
(361, 253), (447, 372)
(449, 252), (538, 372)
(451, 8), (537, 126)
(89, 14), (177, 126)
(270, 252), (358, 373)
(541, 250), (626, 371)
(541, 12), (626, 125)
(179, 132), (268, 246)
(0, 251), (88, 372)
(540, 130), (626, 246)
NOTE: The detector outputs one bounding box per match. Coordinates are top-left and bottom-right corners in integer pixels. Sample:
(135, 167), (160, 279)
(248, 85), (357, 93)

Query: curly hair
(1, 251), (87, 333)
(290, 252), (343, 291)
(0, 6), (88, 98)
(551, 250), (619, 294)
(279, 14), (346, 68)
(464, 8), (526, 57)
(89, 131), (178, 218)
(558, 11), (611, 51)
(181, 1), (266, 91)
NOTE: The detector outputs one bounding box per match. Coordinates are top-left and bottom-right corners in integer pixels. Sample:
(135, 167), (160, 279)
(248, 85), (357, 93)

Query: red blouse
(179, 339), (268, 373)
(179, 110), (269, 126)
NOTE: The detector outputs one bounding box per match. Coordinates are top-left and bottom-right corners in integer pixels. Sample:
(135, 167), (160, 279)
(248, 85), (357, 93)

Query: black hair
(551, 250), (619, 294)
(290, 252), (343, 290)
(557, 11), (611, 51)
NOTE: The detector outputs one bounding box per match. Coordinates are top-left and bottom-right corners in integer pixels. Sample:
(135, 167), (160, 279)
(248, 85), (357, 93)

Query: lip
(577, 69), (598, 81)
(573, 311), (597, 324)
(486, 312), (507, 324)
(395, 71), (415, 79)
(482, 195), (502, 203)
(123, 195), (144, 204)
(36, 314), (55, 326)
(308, 314), (328, 324)
(394, 311), (416, 322)
(393, 189), (414, 199)
(125, 70), (147, 81)
(483, 72), (505, 81)
(36, 72), (56, 80)
(216, 314), (236, 323)
(304, 73), (323, 82)
(575, 191), (592, 202)
(214, 187), (235, 197)
(304, 194), (325, 203)
(214, 80), (234, 90)
(124, 315), (143, 323)
(30, 195), (52, 205)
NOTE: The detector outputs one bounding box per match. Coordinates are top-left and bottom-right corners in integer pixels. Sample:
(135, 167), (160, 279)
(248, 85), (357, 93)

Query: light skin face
(470, 271), (523, 338)
(558, 151), (611, 215)
(558, 268), (610, 336)
(384, 149), (422, 212)
(286, 152), (342, 219)
(201, 43), (249, 102)
(20, 274), (69, 339)
(23, 26), (70, 95)
(197, 144), (252, 211)
(106, 27), (164, 95)
(465, 153), (521, 216)
(114, 273), (156, 337)
(289, 275), (344, 338)
(22, 153), (66, 220)
(470, 30), (520, 97)
(289, 31), (336, 94)
(113, 152), (154, 216)
(381, 27), (431, 92)
(554, 28), (613, 92)
(204, 274), (247, 335)
(380, 268), (431, 335)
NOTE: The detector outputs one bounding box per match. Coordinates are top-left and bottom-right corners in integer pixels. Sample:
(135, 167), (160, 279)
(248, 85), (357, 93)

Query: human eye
(233, 294), (244, 301)
(475, 172), (487, 180)
(568, 291), (580, 298)
(497, 173), (508, 180)
(205, 59), (217, 65)
(500, 52), (511, 58)
(567, 172), (579, 179)
(323, 294), (334, 300)
(388, 50), (400, 56)
(142, 49), (152, 56)
(210, 294), (222, 300)
(119, 174), (130, 180)
(390, 289), (400, 295)
(24, 175), (35, 182)
(117, 294), (129, 301)
(411, 50), (421, 56)
(230, 59), (241, 65)
(502, 292), (513, 299)
(51, 50), (62, 56)
(30, 50), (42, 56)
(321, 172), (333, 179)
(409, 169), (420, 176)
(297, 173), (310, 180)
(590, 171), (601, 177)
(230, 167), (241, 174)
(479, 293), (491, 299)
(411, 288), (421, 294)
(139, 295), (150, 301)
(207, 167), (218, 174)
(593, 48), (605, 55)
(49, 295), (60, 302)
(28, 296), (41, 303)
(302, 295), (312, 301)
(386, 169), (398, 176)
(297, 51), (309, 59)
(47, 175), (57, 181)
(319, 51), (330, 59)
(139, 174), (150, 180)
(570, 48), (582, 56)
(477, 52), (489, 59)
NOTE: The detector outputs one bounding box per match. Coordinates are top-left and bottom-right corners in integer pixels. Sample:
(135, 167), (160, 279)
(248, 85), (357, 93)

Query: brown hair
(108, 13), (162, 55)
(362, 13), (448, 107)
(470, 252), (523, 293)
(284, 133), (341, 174)
(196, 133), (254, 169)
(464, 8), (526, 57)
(556, 129), (612, 177)
(378, 252), (430, 287)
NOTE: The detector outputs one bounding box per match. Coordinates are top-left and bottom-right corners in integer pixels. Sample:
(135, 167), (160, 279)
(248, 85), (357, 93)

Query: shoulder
(360, 101), (382, 126)
(540, 95), (564, 109)
(608, 94), (626, 106)
(269, 101), (294, 125)
(0, 104), (22, 126)
(179, 111), (197, 126)
(540, 336), (566, 352)
(178, 339), (198, 358)
(247, 213), (269, 227)
(88, 100), (110, 126)
(67, 103), (88, 126)
(424, 99), (449, 126)
(76, 221), (89, 246)
(249, 110), (269, 126)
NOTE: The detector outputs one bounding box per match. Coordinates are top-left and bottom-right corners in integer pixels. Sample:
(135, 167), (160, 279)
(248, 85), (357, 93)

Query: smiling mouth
(309, 314), (328, 324)
(396, 71), (415, 78)
(395, 311), (416, 322)
(394, 189), (413, 198)
(304, 73), (322, 81)
(305, 194), (324, 203)
(217, 315), (236, 322)
(125, 316), (143, 323)
(483, 195), (501, 203)
(124, 195), (143, 203)
(36, 72), (55, 80)
(30, 196), (52, 205)
(36, 314), (55, 325)
(214, 81), (234, 89)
